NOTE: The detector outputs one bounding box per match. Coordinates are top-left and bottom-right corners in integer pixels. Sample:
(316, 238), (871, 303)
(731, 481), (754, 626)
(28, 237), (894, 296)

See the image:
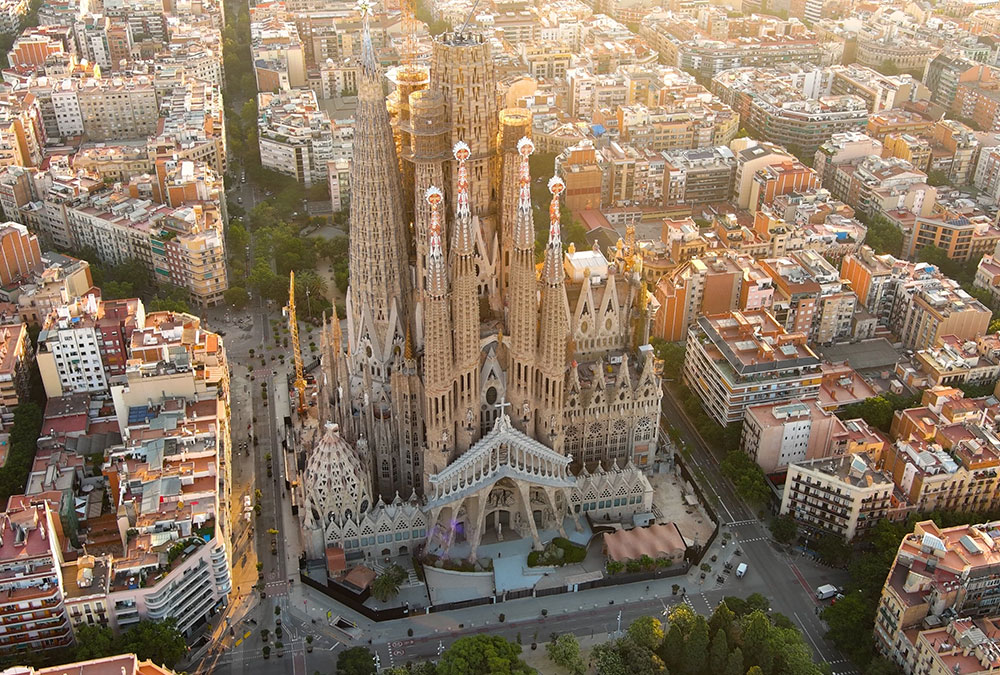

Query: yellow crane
(287, 271), (307, 414)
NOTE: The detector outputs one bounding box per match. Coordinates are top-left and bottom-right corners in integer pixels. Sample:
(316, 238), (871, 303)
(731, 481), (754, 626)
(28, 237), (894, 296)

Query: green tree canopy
(647, 597), (823, 675)
(71, 619), (187, 668)
(436, 635), (534, 675)
(815, 533), (853, 567)
(546, 633), (585, 675)
(118, 618), (188, 667)
(837, 395), (895, 432)
(336, 646), (376, 675)
(769, 515), (798, 544)
(72, 624), (116, 662)
(628, 616), (665, 652)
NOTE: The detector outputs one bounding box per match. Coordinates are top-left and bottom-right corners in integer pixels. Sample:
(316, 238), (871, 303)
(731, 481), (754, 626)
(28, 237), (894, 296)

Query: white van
(736, 562), (748, 578)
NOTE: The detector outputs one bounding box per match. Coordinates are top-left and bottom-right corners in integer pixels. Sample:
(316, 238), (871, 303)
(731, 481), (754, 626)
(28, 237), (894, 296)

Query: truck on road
(736, 562), (747, 578)
(816, 584), (838, 600)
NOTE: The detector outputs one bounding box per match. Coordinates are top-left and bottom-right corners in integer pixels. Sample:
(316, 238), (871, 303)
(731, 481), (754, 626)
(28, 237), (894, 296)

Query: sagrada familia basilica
(299, 5), (664, 566)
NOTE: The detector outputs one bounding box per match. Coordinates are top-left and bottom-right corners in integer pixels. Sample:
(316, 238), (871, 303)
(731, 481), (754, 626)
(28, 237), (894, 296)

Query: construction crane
(287, 271), (307, 414)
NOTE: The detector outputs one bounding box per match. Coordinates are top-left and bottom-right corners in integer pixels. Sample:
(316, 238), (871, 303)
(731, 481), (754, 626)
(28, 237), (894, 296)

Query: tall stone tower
(387, 64), (431, 233)
(505, 137), (538, 437)
(421, 187), (455, 477)
(497, 109), (532, 300)
(535, 177), (570, 451)
(405, 88), (449, 343)
(430, 32), (499, 231)
(450, 143), (482, 453)
(345, 5), (414, 495)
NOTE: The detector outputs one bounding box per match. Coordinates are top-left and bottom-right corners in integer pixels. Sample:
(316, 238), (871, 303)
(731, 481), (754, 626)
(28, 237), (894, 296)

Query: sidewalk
(287, 567), (696, 646)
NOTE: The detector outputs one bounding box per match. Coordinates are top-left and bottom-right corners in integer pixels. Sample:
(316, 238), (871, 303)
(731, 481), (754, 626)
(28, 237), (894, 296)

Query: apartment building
(50, 76), (158, 141)
(882, 133), (932, 173)
(779, 452), (892, 540)
(903, 212), (1000, 262)
(65, 188), (228, 307)
(12, 654), (179, 675)
(975, 240), (1000, 304)
(0, 321), (33, 423)
(653, 250), (750, 342)
(713, 67), (869, 155)
(973, 146), (1000, 204)
(683, 309), (822, 425)
(67, 194), (169, 268)
(954, 76), (1000, 132)
(838, 155), (932, 219)
(616, 100), (739, 152)
(901, 334), (1000, 389)
(602, 143), (667, 207)
(813, 131), (883, 192)
(875, 521), (1000, 670)
(898, 284), (991, 351)
(867, 109), (935, 142)
(566, 68), (629, 121)
(257, 89), (334, 187)
(749, 161), (818, 211)
(0, 92), (44, 169)
(910, 617), (1000, 675)
(840, 247), (899, 323)
(150, 205), (228, 308)
(36, 295), (110, 397)
(928, 118), (980, 186)
(152, 80), (227, 179)
(649, 22), (830, 80)
(662, 146), (736, 207)
(0, 0), (26, 33)
(14, 252), (94, 326)
(0, 222), (41, 285)
(761, 250), (857, 344)
(829, 65), (928, 113)
(35, 295), (144, 398)
(925, 53), (990, 109)
(555, 140), (603, 213)
(732, 139), (795, 209)
(0, 503), (74, 658)
(251, 14), (307, 91)
(856, 30), (938, 74)
(104, 311), (231, 634)
(73, 145), (151, 184)
(7, 26), (70, 70)
(741, 398), (848, 472)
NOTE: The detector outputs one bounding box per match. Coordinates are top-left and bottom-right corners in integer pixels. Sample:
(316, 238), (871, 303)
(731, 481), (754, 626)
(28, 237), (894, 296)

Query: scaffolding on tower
(287, 271), (307, 414)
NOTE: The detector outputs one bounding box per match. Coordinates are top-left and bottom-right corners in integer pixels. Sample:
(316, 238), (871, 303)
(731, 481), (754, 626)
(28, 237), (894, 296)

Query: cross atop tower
(497, 390), (512, 417)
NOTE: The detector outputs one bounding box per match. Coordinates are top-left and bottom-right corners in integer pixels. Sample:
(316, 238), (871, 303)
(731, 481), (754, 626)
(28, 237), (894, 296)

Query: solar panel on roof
(128, 406), (151, 424)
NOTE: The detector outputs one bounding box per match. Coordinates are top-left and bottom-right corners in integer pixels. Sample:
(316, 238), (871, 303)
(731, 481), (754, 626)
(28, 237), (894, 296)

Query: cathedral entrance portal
(490, 509), (511, 541)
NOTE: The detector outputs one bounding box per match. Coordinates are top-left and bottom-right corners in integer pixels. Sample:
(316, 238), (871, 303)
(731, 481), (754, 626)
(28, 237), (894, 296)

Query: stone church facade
(298, 9), (662, 564)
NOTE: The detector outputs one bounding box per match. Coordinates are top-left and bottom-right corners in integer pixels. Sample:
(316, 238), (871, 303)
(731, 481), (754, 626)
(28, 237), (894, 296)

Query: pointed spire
(331, 300), (342, 350)
(452, 141), (475, 256)
(425, 186), (449, 297)
(543, 176), (565, 286)
(356, 0), (380, 81)
(514, 137), (534, 252)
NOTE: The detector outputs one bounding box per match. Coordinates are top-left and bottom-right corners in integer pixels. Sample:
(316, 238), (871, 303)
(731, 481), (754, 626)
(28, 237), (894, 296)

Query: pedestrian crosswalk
(727, 519), (758, 526)
(739, 536), (767, 543)
(828, 658), (860, 675)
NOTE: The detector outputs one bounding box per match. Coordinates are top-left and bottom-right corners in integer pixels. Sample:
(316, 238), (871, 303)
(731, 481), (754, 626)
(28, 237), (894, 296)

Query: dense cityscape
(0, 0), (996, 671)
